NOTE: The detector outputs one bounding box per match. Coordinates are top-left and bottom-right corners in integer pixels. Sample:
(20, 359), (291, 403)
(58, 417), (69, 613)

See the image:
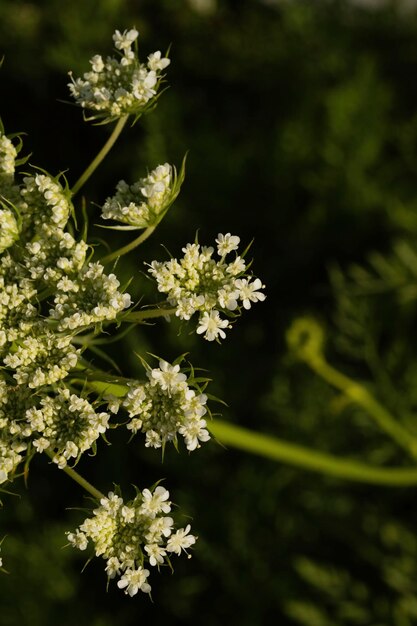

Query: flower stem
(45, 449), (105, 500)
(72, 115), (129, 197)
(123, 306), (176, 323)
(306, 355), (417, 459)
(101, 225), (155, 264)
(209, 419), (417, 487)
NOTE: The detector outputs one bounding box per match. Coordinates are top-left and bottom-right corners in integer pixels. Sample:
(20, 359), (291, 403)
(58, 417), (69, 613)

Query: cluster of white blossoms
(0, 127), (132, 481)
(26, 389), (110, 468)
(0, 207), (19, 254)
(0, 378), (39, 483)
(148, 233), (266, 341)
(0, 132), (17, 178)
(50, 262), (131, 330)
(108, 359), (210, 451)
(0, 28), (267, 598)
(68, 28), (170, 123)
(102, 163), (177, 228)
(3, 333), (79, 388)
(67, 487), (196, 596)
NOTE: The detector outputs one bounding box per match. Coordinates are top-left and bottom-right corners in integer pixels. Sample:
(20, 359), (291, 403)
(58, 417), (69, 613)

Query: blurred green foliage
(3, 0), (417, 624)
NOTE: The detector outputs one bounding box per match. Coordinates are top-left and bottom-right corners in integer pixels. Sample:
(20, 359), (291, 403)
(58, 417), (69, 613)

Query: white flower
(90, 55), (104, 72)
(145, 430), (162, 448)
(150, 360), (186, 392)
(140, 486), (171, 518)
(166, 524), (196, 555)
(113, 28), (139, 51)
(147, 51), (170, 71)
(105, 556), (122, 579)
(235, 277), (266, 310)
(196, 310), (230, 341)
(67, 530), (88, 551)
(117, 567), (151, 596)
(215, 233), (240, 256)
(121, 506), (135, 523)
(145, 543), (167, 566)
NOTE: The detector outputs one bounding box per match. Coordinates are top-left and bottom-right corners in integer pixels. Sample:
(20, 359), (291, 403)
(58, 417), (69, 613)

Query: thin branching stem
(72, 115), (129, 196)
(101, 225), (155, 264)
(45, 449), (105, 500)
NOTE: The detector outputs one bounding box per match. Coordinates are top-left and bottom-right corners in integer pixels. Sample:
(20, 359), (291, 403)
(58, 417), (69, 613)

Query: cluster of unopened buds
(0, 28), (265, 596)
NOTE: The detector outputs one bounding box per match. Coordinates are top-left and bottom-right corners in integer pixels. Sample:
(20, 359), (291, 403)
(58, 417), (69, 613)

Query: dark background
(2, 1), (417, 624)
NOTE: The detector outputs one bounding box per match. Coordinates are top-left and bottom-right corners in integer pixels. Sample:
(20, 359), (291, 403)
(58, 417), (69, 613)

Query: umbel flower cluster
(108, 359), (210, 451)
(148, 233), (266, 341)
(0, 28), (265, 597)
(68, 28), (170, 123)
(67, 487), (196, 597)
(102, 161), (184, 230)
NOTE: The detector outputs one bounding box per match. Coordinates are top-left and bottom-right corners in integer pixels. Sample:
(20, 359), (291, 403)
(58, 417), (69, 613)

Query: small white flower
(121, 506), (135, 523)
(215, 233), (240, 256)
(166, 524), (196, 555)
(196, 310), (230, 342)
(235, 277), (266, 310)
(117, 566), (151, 596)
(113, 28), (139, 51)
(90, 55), (104, 72)
(145, 430), (162, 449)
(105, 556), (122, 579)
(67, 530), (88, 551)
(140, 486), (171, 518)
(147, 51), (170, 71)
(150, 360), (186, 392)
(145, 543), (167, 566)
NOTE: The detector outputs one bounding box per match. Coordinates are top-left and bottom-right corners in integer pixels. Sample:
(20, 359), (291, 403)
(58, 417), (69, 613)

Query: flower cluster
(0, 379), (35, 483)
(20, 173), (71, 239)
(26, 389), (109, 467)
(67, 487), (196, 596)
(50, 262), (131, 331)
(0, 28), (267, 599)
(4, 332), (79, 389)
(102, 162), (180, 229)
(0, 130), (131, 479)
(108, 359), (210, 451)
(0, 207), (19, 254)
(148, 233), (266, 341)
(68, 29), (170, 123)
(0, 132), (17, 179)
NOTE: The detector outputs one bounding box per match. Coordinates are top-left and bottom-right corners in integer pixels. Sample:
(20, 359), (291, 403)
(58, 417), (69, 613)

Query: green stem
(209, 419), (417, 487)
(45, 449), (105, 500)
(72, 115), (129, 196)
(305, 356), (417, 459)
(123, 306), (177, 323)
(101, 226), (155, 264)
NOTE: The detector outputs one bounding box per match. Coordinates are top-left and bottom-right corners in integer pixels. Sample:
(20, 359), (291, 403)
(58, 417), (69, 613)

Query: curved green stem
(45, 449), (105, 500)
(306, 356), (417, 459)
(101, 225), (155, 264)
(123, 306), (176, 323)
(72, 115), (129, 196)
(209, 419), (417, 487)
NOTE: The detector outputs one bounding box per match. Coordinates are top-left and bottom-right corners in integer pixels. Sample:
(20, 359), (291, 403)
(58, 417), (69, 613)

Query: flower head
(67, 484), (196, 596)
(68, 29), (170, 123)
(117, 359), (211, 451)
(148, 234), (265, 341)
